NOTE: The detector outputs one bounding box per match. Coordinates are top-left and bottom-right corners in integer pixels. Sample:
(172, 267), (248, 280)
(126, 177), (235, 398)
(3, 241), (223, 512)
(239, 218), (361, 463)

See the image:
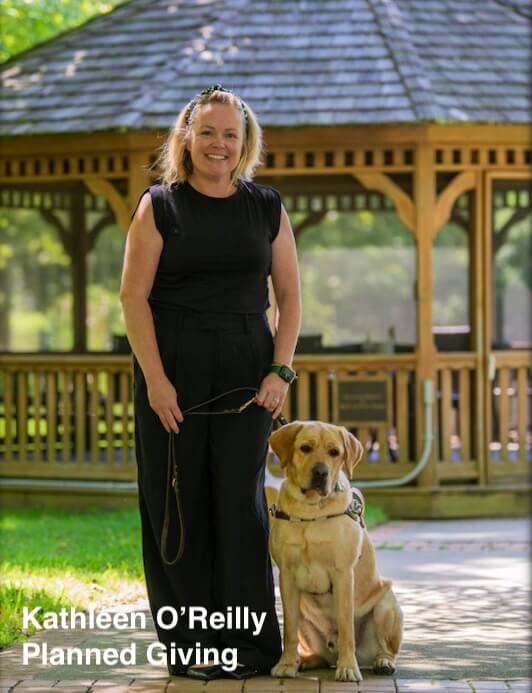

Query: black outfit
(131, 180), (283, 674)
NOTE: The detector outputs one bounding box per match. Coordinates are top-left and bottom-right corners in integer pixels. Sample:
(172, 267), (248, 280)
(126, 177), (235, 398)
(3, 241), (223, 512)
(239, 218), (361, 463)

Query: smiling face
(269, 421), (365, 502)
(186, 101), (244, 184)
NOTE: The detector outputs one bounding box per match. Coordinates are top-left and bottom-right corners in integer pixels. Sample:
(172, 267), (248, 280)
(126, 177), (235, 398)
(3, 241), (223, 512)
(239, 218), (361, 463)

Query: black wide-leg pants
(133, 308), (282, 674)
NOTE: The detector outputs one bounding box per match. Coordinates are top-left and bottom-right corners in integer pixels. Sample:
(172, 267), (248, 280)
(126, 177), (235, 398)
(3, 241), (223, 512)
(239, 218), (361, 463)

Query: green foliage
(87, 285), (126, 351)
(433, 221), (469, 326)
(0, 583), (81, 648)
(296, 209), (416, 346)
(297, 209), (413, 251)
(0, 206), (126, 351)
(363, 503), (388, 529)
(495, 210), (531, 290)
(1, 0), (127, 63)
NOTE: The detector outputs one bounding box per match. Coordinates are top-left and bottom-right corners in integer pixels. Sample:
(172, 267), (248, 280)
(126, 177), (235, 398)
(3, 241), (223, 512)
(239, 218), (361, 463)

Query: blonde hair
(153, 88), (263, 187)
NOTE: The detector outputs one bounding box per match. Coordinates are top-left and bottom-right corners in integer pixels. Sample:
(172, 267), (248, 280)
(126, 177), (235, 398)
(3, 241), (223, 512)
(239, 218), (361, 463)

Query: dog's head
(269, 421), (364, 501)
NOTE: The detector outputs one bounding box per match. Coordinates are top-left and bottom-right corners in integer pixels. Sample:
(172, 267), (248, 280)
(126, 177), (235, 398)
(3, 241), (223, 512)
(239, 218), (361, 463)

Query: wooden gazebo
(1, 0), (530, 515)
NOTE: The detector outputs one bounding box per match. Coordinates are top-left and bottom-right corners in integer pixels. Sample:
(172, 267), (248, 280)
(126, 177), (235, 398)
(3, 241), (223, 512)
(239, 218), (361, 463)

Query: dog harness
(269, 486), (365, 528)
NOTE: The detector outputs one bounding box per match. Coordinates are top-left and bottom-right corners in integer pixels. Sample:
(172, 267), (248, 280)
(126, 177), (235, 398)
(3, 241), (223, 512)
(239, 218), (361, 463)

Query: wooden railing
(488, 351), (531, 482)
(434, 351), (531, 484)
(0, 355), (135, 480)
(0, 353), (418, 483)
(1, 351), (529, 486)
(435, 353), (480, 482)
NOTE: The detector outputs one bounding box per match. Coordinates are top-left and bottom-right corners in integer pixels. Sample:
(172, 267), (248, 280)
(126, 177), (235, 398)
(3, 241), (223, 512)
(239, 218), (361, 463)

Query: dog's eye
(300, 444), (312, 453)
(329, 448), (340, 457)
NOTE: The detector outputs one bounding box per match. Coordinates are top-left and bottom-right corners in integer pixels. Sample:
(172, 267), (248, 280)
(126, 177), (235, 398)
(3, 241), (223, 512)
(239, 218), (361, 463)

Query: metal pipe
(0, 478), (137, 491)
(354, 378), (434, 489)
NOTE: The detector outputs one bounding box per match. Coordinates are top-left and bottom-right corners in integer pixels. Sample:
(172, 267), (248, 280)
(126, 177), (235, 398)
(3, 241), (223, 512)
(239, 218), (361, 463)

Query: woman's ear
(269, 422), (304, 468)
(341, 428), (364, 479)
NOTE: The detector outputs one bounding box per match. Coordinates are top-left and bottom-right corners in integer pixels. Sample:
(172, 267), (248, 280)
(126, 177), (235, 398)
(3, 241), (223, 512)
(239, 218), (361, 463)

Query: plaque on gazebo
(333, 375), (391, 428)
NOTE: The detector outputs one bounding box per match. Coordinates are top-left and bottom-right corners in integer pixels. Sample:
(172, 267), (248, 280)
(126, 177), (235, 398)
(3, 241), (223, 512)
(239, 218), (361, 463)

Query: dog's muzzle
(305, 462), (329, 495)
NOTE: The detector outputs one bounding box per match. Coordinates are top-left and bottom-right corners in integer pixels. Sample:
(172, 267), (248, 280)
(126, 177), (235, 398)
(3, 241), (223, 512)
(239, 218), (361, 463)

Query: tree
(1, 0), (126, 63)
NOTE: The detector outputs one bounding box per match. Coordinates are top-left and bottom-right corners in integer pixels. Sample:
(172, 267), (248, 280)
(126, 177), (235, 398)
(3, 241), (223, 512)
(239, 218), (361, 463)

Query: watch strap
(270, 363), (296, 383)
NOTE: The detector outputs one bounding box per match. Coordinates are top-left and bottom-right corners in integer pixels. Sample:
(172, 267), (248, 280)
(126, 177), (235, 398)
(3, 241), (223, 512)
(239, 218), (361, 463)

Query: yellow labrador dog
(269, 421), (402, 682)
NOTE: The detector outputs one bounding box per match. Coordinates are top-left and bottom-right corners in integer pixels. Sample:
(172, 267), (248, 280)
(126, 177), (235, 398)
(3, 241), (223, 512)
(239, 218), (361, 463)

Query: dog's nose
(311, 462), (329, 480)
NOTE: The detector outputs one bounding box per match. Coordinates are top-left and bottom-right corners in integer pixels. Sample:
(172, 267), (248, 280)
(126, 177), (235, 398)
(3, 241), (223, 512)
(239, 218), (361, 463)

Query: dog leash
(161, 387), (287, 565)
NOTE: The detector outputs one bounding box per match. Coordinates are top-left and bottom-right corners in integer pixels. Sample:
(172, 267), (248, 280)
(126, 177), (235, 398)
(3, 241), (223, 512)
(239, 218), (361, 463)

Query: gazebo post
(472, 170), (487, 484)
(414, 142), (438, 488)
(71, 185), (88, 352)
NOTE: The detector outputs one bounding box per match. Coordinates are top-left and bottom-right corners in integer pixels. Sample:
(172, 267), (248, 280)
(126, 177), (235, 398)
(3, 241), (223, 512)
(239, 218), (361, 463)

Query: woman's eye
(329, 448), (340, 457)
(300, 444), (312, 454)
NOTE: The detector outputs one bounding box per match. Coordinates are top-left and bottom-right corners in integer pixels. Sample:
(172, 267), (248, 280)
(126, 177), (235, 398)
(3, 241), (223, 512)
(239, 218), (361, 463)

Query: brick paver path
(1, 520), (529, 693)
(0, 675), (530, 691)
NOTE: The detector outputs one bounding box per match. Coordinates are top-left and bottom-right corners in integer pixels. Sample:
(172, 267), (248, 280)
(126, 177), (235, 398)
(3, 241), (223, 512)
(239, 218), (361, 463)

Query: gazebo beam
(85, 179), (130, 232)
(352, 172), (415, 232)
(434, 171), (476, 236)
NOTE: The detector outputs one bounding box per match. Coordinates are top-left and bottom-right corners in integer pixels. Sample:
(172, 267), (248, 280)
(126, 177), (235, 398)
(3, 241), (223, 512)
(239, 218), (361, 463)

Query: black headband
(185, 84), (248, 127)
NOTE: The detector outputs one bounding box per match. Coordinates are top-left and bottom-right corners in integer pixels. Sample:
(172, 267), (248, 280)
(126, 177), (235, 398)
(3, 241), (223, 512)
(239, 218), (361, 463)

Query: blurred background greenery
(1, 0), (126, 63)
(1, 196), (530, 352)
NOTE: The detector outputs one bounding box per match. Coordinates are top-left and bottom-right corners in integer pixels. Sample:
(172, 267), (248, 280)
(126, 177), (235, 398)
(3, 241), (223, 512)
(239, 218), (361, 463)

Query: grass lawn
(0, 507), (146, 649)
(0, 502), (387, 650)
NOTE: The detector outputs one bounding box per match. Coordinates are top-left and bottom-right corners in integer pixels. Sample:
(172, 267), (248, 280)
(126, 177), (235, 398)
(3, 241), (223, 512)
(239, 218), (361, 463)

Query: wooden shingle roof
(1, 0), (530, 135)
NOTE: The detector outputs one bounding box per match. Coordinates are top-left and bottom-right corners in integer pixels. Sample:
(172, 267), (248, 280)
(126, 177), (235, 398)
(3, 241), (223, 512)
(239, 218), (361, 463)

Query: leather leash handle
(160, 396), (289, 566)
(161, 432), (186, 565)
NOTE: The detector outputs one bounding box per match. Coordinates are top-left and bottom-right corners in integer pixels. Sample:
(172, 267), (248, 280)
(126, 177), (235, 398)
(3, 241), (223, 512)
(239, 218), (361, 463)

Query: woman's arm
(256, 205), (302, 419)
(119, 194), (184, 433)
(271, 206), (301, 366)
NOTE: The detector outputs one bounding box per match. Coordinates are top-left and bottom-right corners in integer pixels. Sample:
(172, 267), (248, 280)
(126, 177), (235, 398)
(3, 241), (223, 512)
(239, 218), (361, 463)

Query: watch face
(280, 365), (295, 383)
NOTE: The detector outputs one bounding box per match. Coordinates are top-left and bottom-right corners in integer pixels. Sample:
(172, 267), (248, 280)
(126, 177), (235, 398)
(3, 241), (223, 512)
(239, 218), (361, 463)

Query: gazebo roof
(1, 0), (530, 136)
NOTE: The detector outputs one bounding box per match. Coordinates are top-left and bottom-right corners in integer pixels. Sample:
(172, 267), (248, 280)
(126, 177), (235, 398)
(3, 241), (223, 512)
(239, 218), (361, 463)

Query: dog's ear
(269, 422), (304, 468)
(341, 428), (364, 479)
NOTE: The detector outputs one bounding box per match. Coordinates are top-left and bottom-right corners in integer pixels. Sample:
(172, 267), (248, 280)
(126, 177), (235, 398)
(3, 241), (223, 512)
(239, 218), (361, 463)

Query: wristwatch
(270, 363), (297, 384)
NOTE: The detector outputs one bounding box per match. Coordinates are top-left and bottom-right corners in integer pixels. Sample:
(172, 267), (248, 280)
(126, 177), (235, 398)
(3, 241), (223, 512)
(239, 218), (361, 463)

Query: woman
(120, 85), (301, 680)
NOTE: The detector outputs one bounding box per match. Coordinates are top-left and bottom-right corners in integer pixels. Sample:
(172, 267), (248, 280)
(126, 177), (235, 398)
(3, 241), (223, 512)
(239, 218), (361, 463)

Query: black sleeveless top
(131, 180), (282, 314)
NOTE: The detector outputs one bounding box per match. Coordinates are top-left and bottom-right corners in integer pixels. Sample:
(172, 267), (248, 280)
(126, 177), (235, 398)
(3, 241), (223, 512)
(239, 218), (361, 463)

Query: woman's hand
(147, 376), (184, 433)
(256, 373), (289, 420)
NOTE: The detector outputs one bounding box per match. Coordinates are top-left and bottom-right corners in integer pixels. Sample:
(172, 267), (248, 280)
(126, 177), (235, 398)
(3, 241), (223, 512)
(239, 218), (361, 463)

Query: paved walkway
(1, 519), (530, 692)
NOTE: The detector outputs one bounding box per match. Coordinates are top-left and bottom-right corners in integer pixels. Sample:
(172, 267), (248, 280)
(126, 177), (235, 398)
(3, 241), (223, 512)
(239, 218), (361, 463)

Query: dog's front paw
(335, 659), (362, 682)
(373, 656), (396, 675)
(271, 656), (300, 678)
